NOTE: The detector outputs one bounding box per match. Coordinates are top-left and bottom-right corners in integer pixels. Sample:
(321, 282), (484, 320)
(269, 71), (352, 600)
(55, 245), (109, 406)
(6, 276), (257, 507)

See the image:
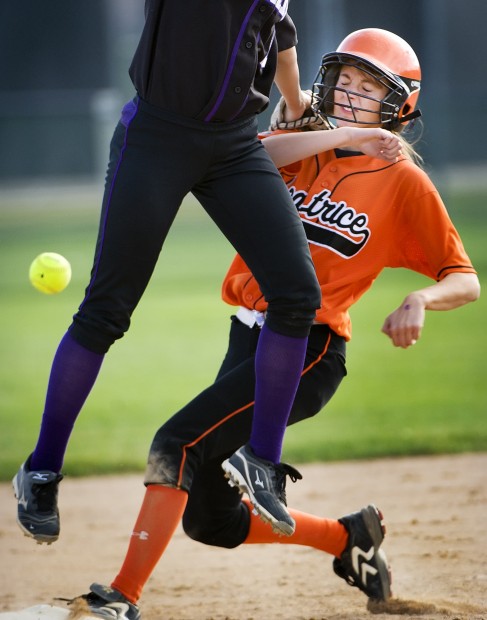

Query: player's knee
(182, 509), (245, 549)
(265, 304), (318, 338)
(265, 280), (321, 338)
(181, 513), (214, 545)
(69, 313), (129, 354)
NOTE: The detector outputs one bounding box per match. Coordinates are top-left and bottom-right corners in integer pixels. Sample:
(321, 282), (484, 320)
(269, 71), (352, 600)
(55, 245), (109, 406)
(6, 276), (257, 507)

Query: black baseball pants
(69, 97), (320, 353)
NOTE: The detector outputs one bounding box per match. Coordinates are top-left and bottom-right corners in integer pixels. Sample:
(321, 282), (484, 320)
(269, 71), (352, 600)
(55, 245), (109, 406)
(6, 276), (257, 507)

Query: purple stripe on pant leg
(79, 97), (140, 310)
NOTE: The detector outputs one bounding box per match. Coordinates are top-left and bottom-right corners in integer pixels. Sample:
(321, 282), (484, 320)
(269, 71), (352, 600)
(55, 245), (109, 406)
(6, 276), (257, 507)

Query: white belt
(236, 306), (265, 329)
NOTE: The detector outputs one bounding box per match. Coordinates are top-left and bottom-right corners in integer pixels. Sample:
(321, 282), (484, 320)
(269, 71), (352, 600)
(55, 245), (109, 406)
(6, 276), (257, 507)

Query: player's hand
(381, 295), (425, 348)
(282, 90), (312, 122)
(270, 91), (326, 131)
(347, 128), (402, 161)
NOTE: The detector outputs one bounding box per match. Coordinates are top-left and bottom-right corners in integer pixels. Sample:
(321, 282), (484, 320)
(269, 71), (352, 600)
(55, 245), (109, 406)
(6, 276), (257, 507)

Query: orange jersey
(222, 137), (476, 341)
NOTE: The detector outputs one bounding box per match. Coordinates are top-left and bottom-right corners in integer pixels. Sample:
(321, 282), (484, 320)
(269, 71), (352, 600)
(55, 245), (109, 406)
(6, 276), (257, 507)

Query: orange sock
(242, 499), (348, 558)
(111, 485), (188, 604)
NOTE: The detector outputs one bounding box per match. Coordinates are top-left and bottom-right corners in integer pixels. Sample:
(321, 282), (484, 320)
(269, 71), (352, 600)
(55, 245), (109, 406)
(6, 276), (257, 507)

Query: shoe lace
(274, 463), (302, 506)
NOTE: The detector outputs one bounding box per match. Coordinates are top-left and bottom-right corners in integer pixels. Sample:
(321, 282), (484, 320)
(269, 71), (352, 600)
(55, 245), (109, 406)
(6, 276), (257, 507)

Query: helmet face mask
(311, 29), (421, 131)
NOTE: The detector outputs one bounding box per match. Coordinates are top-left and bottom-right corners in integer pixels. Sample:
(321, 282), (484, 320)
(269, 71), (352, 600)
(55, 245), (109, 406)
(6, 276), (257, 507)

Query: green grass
(0, 188), (486, 479)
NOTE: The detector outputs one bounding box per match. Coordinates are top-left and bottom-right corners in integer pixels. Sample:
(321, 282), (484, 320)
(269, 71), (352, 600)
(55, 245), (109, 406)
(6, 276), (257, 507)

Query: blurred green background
(0, 186), (485, 480)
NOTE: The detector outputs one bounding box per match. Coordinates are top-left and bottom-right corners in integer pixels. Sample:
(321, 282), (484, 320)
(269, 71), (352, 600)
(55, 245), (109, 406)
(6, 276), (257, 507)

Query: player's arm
(274, 46), (310, 122)
(381, 272), (480, 349)
(263, 127), (402, 168)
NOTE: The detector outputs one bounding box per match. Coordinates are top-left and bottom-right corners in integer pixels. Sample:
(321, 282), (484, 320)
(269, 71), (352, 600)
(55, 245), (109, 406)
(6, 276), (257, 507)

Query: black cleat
(222, 443), (302, 536)
(12, 455), (63, 544)
(333, 504), (392, 601)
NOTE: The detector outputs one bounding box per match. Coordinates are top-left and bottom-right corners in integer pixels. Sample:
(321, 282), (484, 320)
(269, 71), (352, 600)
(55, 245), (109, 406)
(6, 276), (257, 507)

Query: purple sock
(249, 323), (307, 464)
(30, 332), (104, 473)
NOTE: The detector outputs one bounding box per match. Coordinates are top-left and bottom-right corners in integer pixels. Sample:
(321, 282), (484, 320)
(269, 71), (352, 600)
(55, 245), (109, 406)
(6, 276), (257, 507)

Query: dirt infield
(1, 453), (486, 620)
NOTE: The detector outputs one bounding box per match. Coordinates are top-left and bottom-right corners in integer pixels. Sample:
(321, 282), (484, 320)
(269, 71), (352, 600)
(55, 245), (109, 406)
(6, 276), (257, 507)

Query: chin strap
(400, 108), (422, 125)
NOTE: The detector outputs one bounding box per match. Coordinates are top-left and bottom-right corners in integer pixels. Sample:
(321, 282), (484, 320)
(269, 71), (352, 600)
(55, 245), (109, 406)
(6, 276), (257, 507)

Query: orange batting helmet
(312, 28), (422, 130)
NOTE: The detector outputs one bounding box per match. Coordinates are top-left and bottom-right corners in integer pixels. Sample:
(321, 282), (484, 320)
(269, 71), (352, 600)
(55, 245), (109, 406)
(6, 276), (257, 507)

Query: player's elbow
(448, 272), (481, 305)
(465, 275), (481, 302)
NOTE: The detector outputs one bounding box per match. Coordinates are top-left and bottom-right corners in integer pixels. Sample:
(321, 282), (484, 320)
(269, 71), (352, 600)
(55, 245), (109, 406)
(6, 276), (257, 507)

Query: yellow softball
(29, 252), (72, 294)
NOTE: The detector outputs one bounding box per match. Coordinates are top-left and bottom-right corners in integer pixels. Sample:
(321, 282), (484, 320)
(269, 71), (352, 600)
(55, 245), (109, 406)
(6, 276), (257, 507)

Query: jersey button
(245, 41), (253, 49)
(234, 86), (242, 94)
(330, 166), (337, 172)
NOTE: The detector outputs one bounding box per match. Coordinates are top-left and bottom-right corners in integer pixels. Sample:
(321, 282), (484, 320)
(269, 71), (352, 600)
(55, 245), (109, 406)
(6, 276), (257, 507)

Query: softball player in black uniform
(13, 0), (321, 545)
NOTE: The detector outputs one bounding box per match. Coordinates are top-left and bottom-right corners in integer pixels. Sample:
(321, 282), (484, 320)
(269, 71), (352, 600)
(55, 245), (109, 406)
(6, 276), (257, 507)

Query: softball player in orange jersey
(70, 29), (479, 620)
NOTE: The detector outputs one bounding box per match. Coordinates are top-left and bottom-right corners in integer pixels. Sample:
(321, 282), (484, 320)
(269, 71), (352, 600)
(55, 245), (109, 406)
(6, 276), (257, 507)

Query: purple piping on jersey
(78, 98), (139, 311)
(204, 0), (261, 122)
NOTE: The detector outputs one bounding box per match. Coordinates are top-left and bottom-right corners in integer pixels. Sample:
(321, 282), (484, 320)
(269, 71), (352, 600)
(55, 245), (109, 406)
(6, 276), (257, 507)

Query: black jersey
(129, 0), (297, 122)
